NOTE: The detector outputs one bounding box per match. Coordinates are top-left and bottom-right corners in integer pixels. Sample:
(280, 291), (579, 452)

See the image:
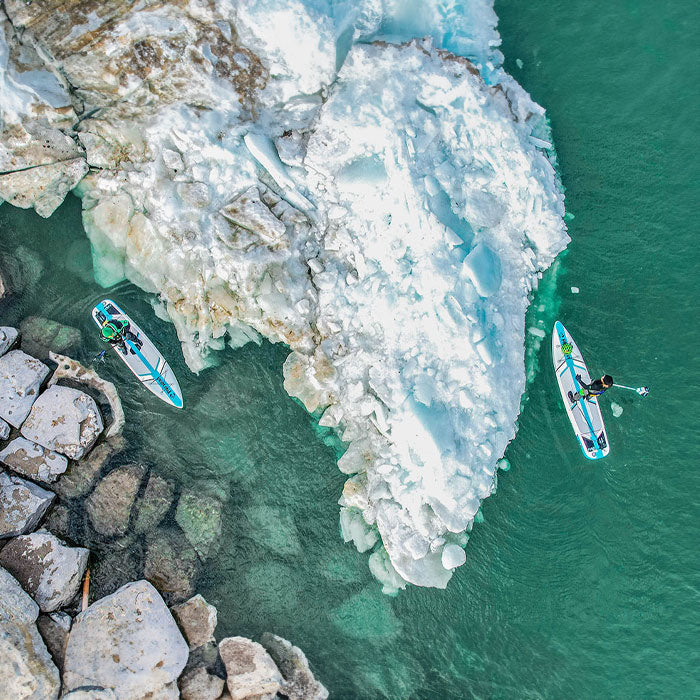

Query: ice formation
(0, 0), (568, 589)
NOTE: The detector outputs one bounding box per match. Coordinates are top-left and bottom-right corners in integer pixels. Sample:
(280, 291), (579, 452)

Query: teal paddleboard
(92, 299), (183, 409)
(552, 321), (608, 459)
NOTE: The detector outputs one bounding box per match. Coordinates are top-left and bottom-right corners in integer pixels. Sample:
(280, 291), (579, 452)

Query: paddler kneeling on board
(568, 374), (613, 404)
(100, 319), (143, 356)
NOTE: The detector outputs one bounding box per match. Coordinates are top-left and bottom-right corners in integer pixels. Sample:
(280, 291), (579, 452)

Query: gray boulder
(179, 665), (225, 700)
(21, 385), (103, 459)
(0, 470), (55, 538)
(36, 611), (71, 671)
(86, 463), (147, 537)
(20, 316), (82, 361)
(144, 527), (200, 604)
(0, 417), (9, 440)
(62, 580), (189, 700)
(0, 566), (60, 700)
(133, 470), (175, 534)
(175, 484), (225, 560)
(0, 350), (49, 428)
(0, 436), (68, 483)
(0, 530), (89, 612)
(54, 438), (123, 500)
(170, 594), (217, 650)
(0, 327), (18, 356)
(62, 690), (117, 699)
(261, 633), (329, 700)
(218, 636), (283, 700)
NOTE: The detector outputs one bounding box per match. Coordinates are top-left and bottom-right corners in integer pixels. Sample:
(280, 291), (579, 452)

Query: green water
(1, 1), (699, 697)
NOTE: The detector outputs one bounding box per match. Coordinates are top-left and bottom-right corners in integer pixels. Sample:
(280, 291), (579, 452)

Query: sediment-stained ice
(0, 0), (568, 588)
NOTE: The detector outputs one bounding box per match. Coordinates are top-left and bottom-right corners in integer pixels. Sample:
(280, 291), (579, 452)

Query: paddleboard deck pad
(552, 321), (608, 460)
(92, 299), (183, 409)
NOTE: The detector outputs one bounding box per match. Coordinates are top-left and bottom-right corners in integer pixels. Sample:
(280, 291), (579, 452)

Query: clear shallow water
(1, 0), (699, 697)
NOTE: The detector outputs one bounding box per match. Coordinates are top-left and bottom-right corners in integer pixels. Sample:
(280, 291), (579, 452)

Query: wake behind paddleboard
(552, 321), (608, 460)
(92, 299), (183, 409)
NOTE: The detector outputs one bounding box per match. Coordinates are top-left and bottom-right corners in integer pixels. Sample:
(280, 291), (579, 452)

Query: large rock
(133, 470), (175, 534)
(48, 352), (125, 438)
(0, 436), (68, 483)
(0, 327), (18, 356)
(63, 690), (117, 699)
(20, 316), (82, 361)
(62, 580), (189, 699)
(144, 528), (200, 604)
(54, 438), (123, 500)
(0, 566), (60, 700)
(86, 463), (147, 537)
(0, 470), (54, 538)
(261, 633), (328, 700)
(170, 594), (217, 650)
(218, 637), (283, 700)
(21, 385), (103, 459)
(179, 665), (225, 700)
(0, 530), (89, 612)
(0, 350), (49, 428)
(175, 484), (225, 560)
(36, 611), (71, 671)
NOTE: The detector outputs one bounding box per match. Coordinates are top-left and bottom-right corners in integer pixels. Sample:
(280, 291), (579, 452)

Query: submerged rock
(0, 566), (60, 700)
(20, 316), (82, 361)
(36, 611), (72, 671)
(133, 470), (175, 534)
(219, 636), (283, 700)
(0, 350), (49, 428)
(62, 580), (188, 699)
(21, 385), (103, 459)
(54, 438), (122, 500)
(170, 594), (217, 650)
(261, 633), (328, 700)
(0, 530), (89, 612)
(0, 436), (68, 483)
(0, 327), (18, 356)
(144, 527), (200, 604)
(43, 502), (72, 540)
(175, 484), (225, 560)
(0, 470), (54, 538)
(89, 536), (144, 601)
(85, 463), (147, 537)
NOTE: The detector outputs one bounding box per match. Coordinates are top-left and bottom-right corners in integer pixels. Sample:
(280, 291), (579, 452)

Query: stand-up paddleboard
(92, 299), (183, 409)
(552, 321), (608, 460)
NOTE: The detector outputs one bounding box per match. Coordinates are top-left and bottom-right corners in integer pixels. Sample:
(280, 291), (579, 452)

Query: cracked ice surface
(0, 0), (568, 589)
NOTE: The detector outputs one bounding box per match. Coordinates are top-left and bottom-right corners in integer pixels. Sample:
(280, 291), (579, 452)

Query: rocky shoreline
(0, 324), (327, 700)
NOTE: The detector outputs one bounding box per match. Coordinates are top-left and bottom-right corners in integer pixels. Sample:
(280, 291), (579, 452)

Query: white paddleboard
(92, 299), (183, 409)
(552, 320), (608, 460)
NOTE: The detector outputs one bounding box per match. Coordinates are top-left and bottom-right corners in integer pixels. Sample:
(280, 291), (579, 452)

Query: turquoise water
(1, 0), (699, 696)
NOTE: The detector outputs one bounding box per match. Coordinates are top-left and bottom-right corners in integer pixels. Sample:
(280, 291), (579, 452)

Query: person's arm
(576, 374), (592, 390)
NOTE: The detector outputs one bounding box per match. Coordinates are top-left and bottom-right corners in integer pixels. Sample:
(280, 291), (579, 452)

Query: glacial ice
(0, 0), (569, 589)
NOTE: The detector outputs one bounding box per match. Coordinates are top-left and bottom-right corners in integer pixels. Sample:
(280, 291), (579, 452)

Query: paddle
(614, 383), (650, 397)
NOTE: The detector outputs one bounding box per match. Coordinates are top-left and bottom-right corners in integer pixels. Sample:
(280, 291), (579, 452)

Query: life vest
(101, 319), (128, 341)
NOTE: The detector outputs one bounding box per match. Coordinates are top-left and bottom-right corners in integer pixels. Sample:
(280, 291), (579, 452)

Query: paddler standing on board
(568, 374), (614, 404)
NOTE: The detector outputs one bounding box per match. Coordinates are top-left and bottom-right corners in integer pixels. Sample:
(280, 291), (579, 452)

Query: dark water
(1, 0), (698, 696)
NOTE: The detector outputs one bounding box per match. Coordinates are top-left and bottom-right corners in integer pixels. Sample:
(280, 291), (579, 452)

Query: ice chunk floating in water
(0, 0), (569, 588)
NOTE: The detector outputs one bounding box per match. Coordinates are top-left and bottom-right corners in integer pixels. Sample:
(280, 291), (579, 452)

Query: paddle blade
(637, 386), (650, 397)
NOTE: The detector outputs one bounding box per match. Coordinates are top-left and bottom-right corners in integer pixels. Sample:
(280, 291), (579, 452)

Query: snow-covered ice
(0, 0), (569, 589)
